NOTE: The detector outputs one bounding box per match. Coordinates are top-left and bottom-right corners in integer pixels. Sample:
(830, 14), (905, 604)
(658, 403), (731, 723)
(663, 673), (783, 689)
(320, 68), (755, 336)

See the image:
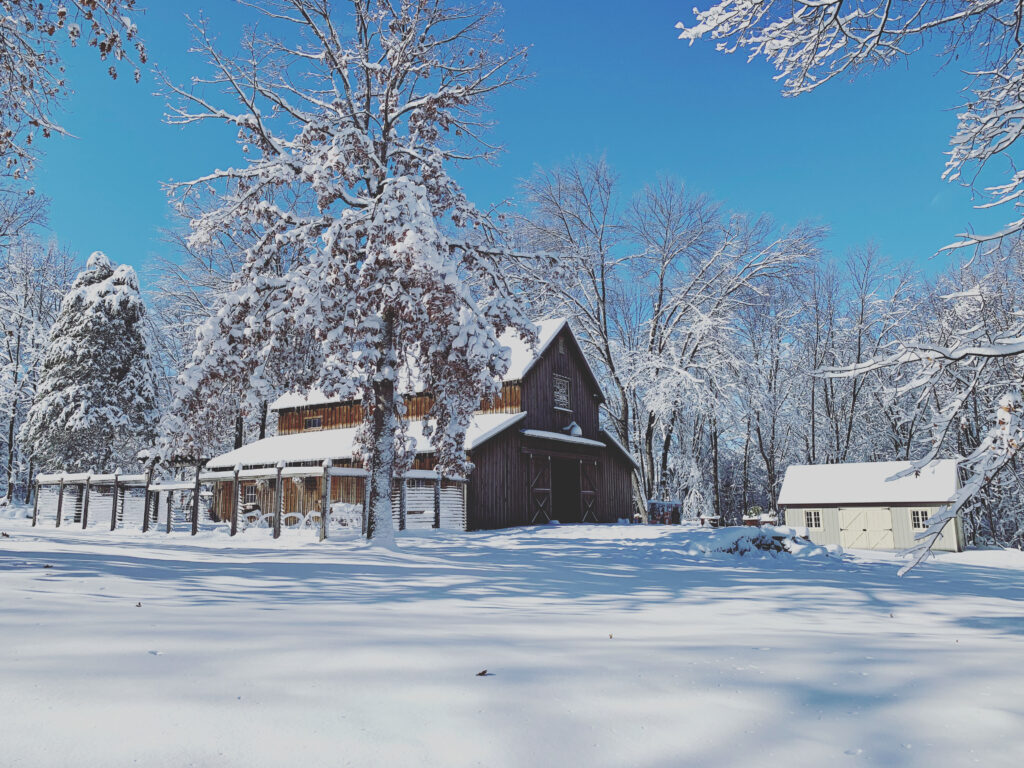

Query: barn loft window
(804, 509), (821, 528)
(553, 374), (571, 411)
(911, 509), (930, 529)
(304, 415), (323, 430)
(558, 336), (566, 355)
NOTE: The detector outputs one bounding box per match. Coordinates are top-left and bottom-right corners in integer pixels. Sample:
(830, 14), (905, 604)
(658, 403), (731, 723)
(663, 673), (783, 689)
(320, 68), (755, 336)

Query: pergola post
(320, 462), (330, 542)
(191, 460), (203, 536)
(165, 484), (173, 534)
(398, 475), (407, 532)
(433, 472), (441, 529)
(80, 475), (92, 529)
(31, 479), (40, 527)
(141, 462), (155, 533)
(273, 461), (284, 539)
(109, 472), (120, 531)
(361, 476), (369, 537)
(55, 478), (65, 527)
(230, 464), (241, 536)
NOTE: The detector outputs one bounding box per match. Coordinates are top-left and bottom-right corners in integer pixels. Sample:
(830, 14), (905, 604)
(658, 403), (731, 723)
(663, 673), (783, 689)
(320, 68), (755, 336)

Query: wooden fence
(32, 464), (467, 541)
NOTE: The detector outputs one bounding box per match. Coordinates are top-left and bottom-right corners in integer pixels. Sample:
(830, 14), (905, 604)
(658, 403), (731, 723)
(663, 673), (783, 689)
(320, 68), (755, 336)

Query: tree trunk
(23, 457), (33, 505)
(234, 413), (244, 449)
(365, 314), (398, 544)
(259, 400), (268, 440)
(6, 408), (15, 500)
(710, 417), (721, 520)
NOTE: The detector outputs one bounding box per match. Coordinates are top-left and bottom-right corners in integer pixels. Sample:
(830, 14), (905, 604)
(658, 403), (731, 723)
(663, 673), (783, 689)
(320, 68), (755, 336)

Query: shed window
(304, 415), (323, 430)
(804, 509), (821, 528)
(242, 484), (257, 505)
(911, 509), (930, 530)
(553, 374), (571, 411)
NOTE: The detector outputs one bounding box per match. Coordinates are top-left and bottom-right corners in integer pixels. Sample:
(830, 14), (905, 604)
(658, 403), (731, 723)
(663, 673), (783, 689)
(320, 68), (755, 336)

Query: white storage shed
(777, 460), (965, 552)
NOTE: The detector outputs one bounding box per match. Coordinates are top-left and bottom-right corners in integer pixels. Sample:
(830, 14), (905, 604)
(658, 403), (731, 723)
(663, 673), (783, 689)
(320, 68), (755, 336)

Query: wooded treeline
(509, 158), (1024, 547)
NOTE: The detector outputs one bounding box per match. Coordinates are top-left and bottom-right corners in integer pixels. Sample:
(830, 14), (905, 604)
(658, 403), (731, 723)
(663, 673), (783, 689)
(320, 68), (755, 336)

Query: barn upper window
(553, 374), (571, 411)
(804, 509), (821, 528)
(304, 415), (323, 430)
(558, 336), (566, 355)
(911, 509), (929, 529)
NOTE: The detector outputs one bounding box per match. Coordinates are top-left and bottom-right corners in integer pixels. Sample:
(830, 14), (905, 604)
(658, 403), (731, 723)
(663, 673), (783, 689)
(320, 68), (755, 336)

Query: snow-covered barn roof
(207, 412), (526, 470)
(270, 318), (597, 411)
(777, 460), (959, 507)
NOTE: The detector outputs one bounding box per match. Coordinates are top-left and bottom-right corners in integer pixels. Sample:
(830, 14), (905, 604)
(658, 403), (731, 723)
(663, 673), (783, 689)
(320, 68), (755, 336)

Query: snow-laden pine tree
(21, 251), (158, 472)
(160, 1), (533, 542)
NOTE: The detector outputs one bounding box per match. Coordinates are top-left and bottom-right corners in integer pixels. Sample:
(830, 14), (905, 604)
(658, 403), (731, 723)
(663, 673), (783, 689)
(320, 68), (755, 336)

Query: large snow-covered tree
(160, 0), (533, 542)
(0, 1), (145, 180)
(21, 251), (158, 473)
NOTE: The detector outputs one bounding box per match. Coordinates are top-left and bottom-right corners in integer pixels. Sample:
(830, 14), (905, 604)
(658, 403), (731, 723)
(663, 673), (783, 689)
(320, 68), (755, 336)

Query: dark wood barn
(205, 319), (637, 530)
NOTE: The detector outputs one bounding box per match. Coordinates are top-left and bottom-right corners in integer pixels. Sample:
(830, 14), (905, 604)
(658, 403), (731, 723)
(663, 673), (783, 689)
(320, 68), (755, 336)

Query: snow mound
(681, 525), (842, 560)
(0, 499), (31, 520)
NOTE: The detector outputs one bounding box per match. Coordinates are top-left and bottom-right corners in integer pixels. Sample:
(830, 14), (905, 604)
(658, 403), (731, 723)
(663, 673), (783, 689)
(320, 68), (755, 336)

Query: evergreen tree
(21, 251), (158, 472)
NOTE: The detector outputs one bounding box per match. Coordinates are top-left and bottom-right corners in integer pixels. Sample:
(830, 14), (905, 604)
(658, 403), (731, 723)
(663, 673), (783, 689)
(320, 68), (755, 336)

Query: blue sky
(34, 1), (1006, 280)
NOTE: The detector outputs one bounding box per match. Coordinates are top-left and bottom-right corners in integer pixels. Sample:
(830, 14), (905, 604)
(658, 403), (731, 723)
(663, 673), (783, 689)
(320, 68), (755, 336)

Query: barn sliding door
(839, 507), (895, 550)
(579, 460), (598, 523)
(528, 454), (552, 524)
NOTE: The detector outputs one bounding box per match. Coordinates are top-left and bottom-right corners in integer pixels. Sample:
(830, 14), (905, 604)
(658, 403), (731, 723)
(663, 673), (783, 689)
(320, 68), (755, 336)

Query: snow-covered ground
(2, 519), (1022, 767)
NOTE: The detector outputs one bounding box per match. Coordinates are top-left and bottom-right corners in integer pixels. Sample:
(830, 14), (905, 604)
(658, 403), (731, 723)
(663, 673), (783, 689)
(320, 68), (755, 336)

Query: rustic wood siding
(465, 429), (523, 530)
(277, 383), (523, 435)
(599, 449), (634, 523)
(520, 327), (601, 438)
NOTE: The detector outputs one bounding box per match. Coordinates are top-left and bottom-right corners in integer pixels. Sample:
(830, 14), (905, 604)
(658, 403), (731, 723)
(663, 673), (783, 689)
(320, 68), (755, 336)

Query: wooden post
(55, 478), (65, 527)
(141, 462), (155, 533)
(80, 475), (92, 530)
(433, 472), (441, 529)
(320, 462), (330, 542)
(361, 475), (369, 537)
(165, 485), (173, 534)
(117, 483), (125, 528)
(109, 472), (120, 531)
(230, 465), (241, 536)
(191, 461), (203, 536)
(399, 475), (407, 532)
(273, 462), (284, 539)
(31, 479), (40, 527)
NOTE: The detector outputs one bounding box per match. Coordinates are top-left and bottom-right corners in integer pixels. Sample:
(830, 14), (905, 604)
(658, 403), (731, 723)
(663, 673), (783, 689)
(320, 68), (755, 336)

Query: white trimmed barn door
(839, 507), (895, 550)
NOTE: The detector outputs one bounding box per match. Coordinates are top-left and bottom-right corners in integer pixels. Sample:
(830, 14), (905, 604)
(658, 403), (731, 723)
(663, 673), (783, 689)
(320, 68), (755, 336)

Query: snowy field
(2, 519), (1023, 768)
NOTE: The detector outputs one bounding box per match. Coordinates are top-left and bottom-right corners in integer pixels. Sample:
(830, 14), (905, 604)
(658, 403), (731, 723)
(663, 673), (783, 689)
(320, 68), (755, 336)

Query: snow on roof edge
(600, 428), (640, 469)
(777, 460), (960, 507)
(207, 412), (527, 470)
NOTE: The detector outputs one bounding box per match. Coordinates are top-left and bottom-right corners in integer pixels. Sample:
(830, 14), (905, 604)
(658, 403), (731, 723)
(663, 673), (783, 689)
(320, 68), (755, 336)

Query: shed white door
(839, 507), (895, 550)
